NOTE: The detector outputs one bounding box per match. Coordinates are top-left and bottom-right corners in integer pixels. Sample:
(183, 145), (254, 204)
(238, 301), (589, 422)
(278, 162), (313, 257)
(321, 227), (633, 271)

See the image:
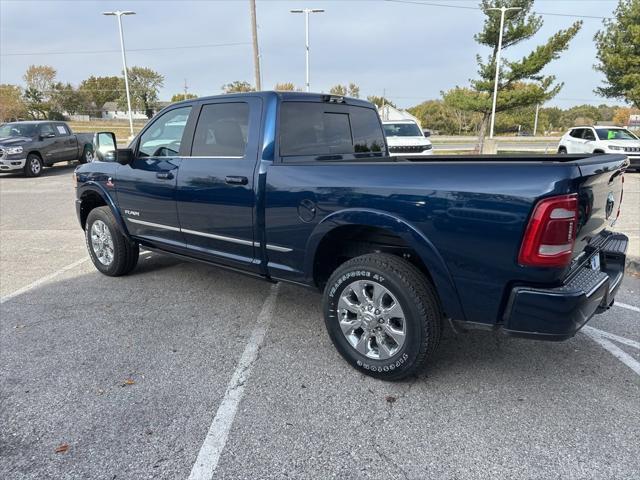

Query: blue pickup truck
(74, 92), (629, 380)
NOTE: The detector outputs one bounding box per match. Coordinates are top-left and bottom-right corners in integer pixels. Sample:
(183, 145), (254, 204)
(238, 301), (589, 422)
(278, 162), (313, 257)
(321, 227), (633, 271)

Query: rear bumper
(502, 233), (628, 341)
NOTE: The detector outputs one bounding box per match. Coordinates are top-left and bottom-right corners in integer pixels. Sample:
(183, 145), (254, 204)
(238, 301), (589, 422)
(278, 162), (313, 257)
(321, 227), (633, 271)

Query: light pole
(103, 10), (136, 138)
(290, 8), (324, 92)
(487, 6), (521, 139)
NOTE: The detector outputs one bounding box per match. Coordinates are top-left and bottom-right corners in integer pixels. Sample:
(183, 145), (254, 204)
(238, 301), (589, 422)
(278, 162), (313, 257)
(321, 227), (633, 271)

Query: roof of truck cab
(169, 91), (375, 109)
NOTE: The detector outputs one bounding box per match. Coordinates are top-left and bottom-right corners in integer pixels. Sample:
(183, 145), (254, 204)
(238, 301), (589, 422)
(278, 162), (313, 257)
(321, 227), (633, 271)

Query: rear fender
(305, 208), (466, 321)
(77, 182), (130, 238)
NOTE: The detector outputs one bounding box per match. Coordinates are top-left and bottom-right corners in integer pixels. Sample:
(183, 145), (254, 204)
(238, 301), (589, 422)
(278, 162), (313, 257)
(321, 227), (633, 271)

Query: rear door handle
(225, 176), (248, 185)
(156, 171), (174, 180)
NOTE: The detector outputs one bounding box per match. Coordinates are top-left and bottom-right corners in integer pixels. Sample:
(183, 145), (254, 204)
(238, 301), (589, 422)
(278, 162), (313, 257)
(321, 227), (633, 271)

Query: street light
(103, 10), (136, 138)
(290, 8), (324, 92)
(487, 6), (521, 139)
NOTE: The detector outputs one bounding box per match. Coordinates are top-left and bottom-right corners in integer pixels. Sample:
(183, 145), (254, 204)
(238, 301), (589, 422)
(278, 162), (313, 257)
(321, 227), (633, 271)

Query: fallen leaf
(122, 379), (135, 387)
(385, 395), (397, 404)
(55, 443), (69, 454)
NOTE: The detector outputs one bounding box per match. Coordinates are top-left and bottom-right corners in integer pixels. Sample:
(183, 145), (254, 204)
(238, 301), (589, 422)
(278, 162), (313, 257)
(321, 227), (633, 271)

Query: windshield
(595, 128), (638, 141)
(0, 123), (36, 138)
(383, 123), (423, 137)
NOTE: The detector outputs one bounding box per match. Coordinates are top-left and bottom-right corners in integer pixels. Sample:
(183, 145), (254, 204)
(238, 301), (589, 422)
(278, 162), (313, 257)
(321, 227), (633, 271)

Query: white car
(382, 120), (433, 157)
(558, 126), (640, 171)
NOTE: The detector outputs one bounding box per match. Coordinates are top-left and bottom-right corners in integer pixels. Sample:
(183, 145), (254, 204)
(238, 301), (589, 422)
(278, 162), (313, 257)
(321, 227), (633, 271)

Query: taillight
(518, 194), (578, 267)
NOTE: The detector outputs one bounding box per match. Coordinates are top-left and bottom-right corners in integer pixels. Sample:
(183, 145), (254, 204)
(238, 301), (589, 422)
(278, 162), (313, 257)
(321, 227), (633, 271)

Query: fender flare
(305, 208), (466, 321)
(77, 182), (130, 238)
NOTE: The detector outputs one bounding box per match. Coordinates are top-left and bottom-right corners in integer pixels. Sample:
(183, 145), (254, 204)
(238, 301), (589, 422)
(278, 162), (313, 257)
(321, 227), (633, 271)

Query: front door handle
(156, 171), (174, 180)
(225, 176), (248, 185)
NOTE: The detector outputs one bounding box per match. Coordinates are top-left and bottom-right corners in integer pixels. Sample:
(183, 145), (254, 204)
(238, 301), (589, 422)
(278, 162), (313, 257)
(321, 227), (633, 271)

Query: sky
(0, 0), (626, 109)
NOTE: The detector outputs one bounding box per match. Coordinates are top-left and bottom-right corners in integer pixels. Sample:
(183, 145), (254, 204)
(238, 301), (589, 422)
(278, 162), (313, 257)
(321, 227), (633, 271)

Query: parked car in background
(558, 126), (640, 171)
(74, 92), (628, 380)
(382, 119), (433, 156)
(0, 121), (94, 177)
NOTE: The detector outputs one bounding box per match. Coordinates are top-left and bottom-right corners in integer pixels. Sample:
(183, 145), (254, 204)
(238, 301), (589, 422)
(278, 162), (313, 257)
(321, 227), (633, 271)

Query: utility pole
(487, 6), (521, 139)
(533, 103), (540, 136)
(249, 0), (261, 91)
(184, 79), (189, 98)
(103, 10), (136, 138)
(290, 8), (324, 92)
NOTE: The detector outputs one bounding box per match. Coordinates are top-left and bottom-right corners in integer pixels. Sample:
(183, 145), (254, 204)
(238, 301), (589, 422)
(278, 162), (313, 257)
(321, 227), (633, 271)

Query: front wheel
(323, 253), (442, 380)
(23, 154), (43, 177)
(85, 206), (139, 276)
(558, 147), (567, 154)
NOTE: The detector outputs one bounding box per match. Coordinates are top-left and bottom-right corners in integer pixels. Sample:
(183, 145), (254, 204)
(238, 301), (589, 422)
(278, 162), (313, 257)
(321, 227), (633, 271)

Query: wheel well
(593, 149), (605, 154)
(313, 225), (433, 289)
(558, 146), (567, 152)
(27, 150), (42, 160)
(79, 191), (107, 229)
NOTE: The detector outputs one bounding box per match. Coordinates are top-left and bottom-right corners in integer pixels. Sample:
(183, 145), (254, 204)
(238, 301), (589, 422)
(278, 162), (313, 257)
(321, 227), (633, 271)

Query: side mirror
(423, 129), (431, 138)
(92, 131), (117, 162)
(116, 148), (134, 165)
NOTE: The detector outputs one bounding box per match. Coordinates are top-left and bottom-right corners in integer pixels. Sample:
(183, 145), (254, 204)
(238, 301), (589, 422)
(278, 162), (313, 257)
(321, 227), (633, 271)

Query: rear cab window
(279, 101), (386, 162)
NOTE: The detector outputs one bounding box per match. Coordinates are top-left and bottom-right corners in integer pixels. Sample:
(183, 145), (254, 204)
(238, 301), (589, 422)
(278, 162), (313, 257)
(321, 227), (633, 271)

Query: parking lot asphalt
(1, 165), (639, 480)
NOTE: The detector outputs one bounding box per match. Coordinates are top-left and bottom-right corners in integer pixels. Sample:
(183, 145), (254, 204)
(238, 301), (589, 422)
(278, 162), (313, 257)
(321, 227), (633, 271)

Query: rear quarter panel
(264, 161), (578, 324)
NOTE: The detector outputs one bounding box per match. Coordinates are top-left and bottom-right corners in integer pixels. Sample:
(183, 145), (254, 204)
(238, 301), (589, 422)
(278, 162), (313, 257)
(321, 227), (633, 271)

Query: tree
(222, 81), (255, 93)
(442, 0), (581, 147)
(594, 0), (640, 108)
(120, 67), (164, 118)
(22, 65), (57, 119)
(0, 84), (26, 121)
(329, 83), (360, 98)
(612, 106), (640, 126)
(171, 93), (198, 102)
(79, 76), (123, 114)
(273, 82), (297, 91)
(50, 82), (87, 116)
(366, 96), (396, 109)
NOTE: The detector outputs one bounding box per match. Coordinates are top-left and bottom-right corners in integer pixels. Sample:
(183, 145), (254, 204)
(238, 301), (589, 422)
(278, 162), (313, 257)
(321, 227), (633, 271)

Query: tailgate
(572, 155), (627, 261)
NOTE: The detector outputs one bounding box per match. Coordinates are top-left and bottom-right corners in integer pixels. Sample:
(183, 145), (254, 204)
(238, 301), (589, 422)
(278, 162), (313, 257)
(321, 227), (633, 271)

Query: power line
(384, 0), (612, 20)
(1, 41), (251, 57)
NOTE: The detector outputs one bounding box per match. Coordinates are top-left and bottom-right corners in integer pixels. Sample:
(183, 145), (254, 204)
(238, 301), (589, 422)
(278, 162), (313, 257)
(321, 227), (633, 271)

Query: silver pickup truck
(0, 121), (94, 177)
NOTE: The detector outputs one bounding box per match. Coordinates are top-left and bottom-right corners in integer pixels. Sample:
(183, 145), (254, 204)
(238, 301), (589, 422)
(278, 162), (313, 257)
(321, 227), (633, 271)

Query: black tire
(323, 253), (442, 380)
(85, 206), (139, 276)
(558, 147), (567, 154)
(78, 146), (90, 164)
(23, 153), (43, 177)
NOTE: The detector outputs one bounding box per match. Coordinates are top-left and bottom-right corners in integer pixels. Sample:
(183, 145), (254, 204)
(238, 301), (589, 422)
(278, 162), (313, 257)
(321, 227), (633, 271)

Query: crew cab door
(37, 123), (59, 164)
(176, 97), (262, 270)
(53, 123), (78, 161)
(116, 105), (193, 247)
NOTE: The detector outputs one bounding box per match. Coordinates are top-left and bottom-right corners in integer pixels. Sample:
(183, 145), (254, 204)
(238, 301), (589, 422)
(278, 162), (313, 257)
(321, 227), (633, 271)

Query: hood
(385, 136), (432, 147)
(0, 136), (32, 146)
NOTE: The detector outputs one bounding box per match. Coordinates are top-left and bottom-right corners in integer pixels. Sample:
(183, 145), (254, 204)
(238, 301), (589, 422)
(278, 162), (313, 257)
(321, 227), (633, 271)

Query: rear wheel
(78, 146), (91, 164)
(558, 147), (567, 154)
(86, 206), (139, 276)
(323, 253), (442, 380)
(23, 153), (43, 177)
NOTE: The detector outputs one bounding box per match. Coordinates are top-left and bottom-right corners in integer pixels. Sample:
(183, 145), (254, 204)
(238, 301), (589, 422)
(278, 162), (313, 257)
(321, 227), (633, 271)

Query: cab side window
(191, 103), (250, 157)
(39, 124), (56, 138)
(583, 129), (596, 141)
(138, 107), (192, 157)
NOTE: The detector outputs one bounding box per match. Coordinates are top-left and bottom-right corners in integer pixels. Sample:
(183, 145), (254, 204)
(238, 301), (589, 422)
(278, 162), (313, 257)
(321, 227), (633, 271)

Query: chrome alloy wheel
(337, 280), (407, 360)
(29, 157), (41, 175)
(90, 220), (114, 266)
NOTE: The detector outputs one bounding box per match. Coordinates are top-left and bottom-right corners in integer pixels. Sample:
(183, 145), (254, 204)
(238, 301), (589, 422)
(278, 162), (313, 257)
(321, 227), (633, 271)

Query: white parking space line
(188, 283), (280, 480)
(583, 328), (640, 377)
(583, 326), (640, 351)
(0, 257), (89, 304)
(615, 301), (640, 314)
